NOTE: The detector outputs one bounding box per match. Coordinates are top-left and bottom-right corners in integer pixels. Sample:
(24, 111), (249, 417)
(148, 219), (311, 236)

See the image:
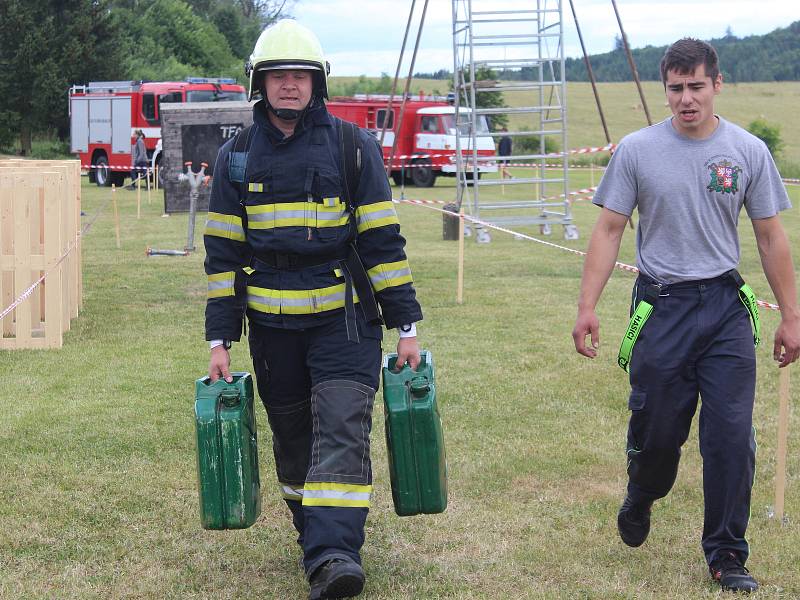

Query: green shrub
(777, 158), (800, 179)
(1, 132), (72, 160)
(747, 118), (784, 158)
(514, 134), (560, 156)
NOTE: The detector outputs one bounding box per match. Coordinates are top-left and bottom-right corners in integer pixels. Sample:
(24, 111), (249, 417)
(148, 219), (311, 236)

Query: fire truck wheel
(94, 155), (111, 187)
(411, 158), (436, 187)
(390, 172), (404, 187)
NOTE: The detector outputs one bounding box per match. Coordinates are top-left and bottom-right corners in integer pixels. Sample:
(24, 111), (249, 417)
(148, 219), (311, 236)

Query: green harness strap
(729, 271), (761, 347)
(616, 270), (760, 374)
(617, 292), (656, 373)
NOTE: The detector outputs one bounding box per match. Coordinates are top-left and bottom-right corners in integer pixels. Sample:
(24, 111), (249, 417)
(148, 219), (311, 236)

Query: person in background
(128, 129), (148, 189)
(572, 37), (799, 593)
(498, 127), (512, 179)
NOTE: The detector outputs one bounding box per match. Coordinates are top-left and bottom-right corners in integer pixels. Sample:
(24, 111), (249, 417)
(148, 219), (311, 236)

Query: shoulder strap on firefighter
(228, 124), (255, 233)
(229, 124), (254, 187)
(336, 118), (383, 330)
(337, 117), (362, 213)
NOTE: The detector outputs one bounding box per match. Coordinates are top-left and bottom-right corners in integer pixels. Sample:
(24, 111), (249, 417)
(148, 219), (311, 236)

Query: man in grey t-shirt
(571, 38), (799, 593)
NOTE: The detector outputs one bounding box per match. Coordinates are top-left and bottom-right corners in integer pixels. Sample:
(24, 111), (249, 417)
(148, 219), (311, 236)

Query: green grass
(0, 169), (799, 598)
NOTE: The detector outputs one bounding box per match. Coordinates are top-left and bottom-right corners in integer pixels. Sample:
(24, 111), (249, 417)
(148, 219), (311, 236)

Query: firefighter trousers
(249, 314), (382, 577)
(625, 274), (757, 565)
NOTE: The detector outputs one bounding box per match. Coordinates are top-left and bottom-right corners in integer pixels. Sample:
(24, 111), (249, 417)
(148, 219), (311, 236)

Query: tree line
(563, 21), (800, 83)
(0, 0), (291, 154)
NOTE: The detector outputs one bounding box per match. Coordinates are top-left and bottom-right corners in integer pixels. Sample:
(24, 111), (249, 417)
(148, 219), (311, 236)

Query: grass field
(1, 170), (798, 599)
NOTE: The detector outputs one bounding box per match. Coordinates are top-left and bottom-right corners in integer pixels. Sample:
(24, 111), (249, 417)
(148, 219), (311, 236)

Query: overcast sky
(290, 0), (800, 76)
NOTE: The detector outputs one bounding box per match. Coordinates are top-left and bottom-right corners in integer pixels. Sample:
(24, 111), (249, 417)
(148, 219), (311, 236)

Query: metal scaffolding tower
(451, 0), (578, 242)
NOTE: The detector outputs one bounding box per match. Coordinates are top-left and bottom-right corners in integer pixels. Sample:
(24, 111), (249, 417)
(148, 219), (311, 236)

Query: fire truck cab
(326, 95), (498, 187)
(69, 78), (246, 187)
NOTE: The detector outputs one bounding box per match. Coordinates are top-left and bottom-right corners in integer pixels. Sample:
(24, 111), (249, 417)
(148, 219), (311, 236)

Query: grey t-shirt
(593, 117), (791, 282)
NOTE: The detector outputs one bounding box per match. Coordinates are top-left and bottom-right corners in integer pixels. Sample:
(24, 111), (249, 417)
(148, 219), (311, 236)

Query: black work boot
(617, 495), (653, 547)
(308, 559), (365, 599)
(709, 551), (759, 593)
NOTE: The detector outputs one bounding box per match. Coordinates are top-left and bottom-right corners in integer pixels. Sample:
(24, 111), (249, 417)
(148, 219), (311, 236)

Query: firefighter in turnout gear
(205, 20), (423, 600)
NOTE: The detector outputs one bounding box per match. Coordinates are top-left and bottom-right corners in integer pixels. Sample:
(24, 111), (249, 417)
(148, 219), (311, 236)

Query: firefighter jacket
(204, 100), (423, 341)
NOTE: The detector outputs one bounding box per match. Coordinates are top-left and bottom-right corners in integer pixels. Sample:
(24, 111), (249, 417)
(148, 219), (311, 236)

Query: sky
(290, 0), (800, 77)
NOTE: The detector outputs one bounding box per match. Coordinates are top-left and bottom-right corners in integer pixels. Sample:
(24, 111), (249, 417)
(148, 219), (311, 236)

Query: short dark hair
(659, 38), (720, 85)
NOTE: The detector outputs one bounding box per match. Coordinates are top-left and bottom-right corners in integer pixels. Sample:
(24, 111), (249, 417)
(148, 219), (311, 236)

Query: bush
(514, 134), (560, 156)
(1, 132), (72, 160)
(777, 158), (800, 180)
(747, 118), (784, 159)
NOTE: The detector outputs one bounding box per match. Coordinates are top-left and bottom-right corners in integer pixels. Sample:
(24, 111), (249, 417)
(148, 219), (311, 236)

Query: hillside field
(330, 77), (800, 169)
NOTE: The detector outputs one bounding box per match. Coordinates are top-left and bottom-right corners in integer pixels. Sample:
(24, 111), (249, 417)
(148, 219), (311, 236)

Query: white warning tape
(395, 196), (781, 311)
(387, 143), (615, 165)
(503, 163), (608, 169)
(396, 187), (597, 204)
(82, 164), (149, 171)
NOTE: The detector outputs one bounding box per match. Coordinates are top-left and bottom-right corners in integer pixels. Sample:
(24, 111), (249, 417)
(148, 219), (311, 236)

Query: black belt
(637, 272), (732, 291)
(252, 249), (347, 270)
(250, 245), (384, 340)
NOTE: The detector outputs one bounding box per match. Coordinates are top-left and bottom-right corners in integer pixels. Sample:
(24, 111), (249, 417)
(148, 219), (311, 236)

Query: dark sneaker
(617, 495), (653, 547)
(308, 559), (365, 599)
(709, 552), (758, 593)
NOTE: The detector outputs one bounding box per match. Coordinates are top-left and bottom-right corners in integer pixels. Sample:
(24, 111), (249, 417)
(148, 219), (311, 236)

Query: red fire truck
(326, 94), (498, 187)
(69, 78), (247, 187)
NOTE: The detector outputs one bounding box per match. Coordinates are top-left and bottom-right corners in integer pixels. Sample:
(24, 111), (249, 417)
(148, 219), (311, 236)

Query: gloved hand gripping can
(381, 351), (448, 516)
(194, 373), (261, 529)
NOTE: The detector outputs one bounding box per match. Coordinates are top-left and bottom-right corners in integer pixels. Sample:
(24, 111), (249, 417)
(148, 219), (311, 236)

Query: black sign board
(180, 123), (244, 176)
(160, 102), (253, 213)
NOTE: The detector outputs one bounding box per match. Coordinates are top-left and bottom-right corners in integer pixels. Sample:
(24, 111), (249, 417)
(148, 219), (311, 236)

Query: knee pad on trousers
(303, 380), (376, 508)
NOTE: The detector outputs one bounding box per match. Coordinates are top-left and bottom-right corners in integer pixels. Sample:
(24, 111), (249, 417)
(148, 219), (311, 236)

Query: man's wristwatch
(397, 323), (417, 338)
(223, 340), (232, 350)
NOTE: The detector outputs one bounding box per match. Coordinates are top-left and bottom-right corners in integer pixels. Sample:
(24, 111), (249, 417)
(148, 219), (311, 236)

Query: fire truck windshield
(186, 90), (247, 102)
(443, 114), (490, 136)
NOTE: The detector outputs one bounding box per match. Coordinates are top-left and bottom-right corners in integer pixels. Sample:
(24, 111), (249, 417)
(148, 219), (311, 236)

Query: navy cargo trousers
(249, 314), (382, 578)
(625, 273), (757, 565)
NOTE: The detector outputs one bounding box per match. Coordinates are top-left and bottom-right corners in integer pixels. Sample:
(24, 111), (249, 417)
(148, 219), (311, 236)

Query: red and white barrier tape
(394, 196), (781, 311)
(389, 143), (615, 162)
(82, 164), (150, 171)
(520, 163), (608, 169)
(399, 187), (597, 205)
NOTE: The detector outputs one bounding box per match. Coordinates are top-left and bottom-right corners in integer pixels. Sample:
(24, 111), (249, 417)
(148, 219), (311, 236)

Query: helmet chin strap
(266, 95), (319, 122)
(270, 107), (302, 120)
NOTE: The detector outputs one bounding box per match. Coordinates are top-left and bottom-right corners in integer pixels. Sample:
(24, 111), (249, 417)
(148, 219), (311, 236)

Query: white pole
(774, 365), (791, 522)
(457, 209), (464, 304)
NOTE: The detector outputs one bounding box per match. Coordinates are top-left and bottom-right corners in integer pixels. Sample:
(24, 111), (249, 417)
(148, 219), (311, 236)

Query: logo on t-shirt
(706, 160), (742, 194)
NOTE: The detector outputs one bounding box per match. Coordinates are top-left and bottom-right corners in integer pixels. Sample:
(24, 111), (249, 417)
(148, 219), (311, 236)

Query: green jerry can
(381, 350), (447, 516)
(194, 372), (261, 530)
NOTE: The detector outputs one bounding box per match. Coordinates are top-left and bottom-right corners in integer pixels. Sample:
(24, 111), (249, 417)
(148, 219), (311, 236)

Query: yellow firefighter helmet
(245, 19), (330, 101)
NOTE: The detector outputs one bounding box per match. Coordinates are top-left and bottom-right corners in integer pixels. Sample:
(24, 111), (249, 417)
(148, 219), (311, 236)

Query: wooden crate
(0, 160), (82, 349)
